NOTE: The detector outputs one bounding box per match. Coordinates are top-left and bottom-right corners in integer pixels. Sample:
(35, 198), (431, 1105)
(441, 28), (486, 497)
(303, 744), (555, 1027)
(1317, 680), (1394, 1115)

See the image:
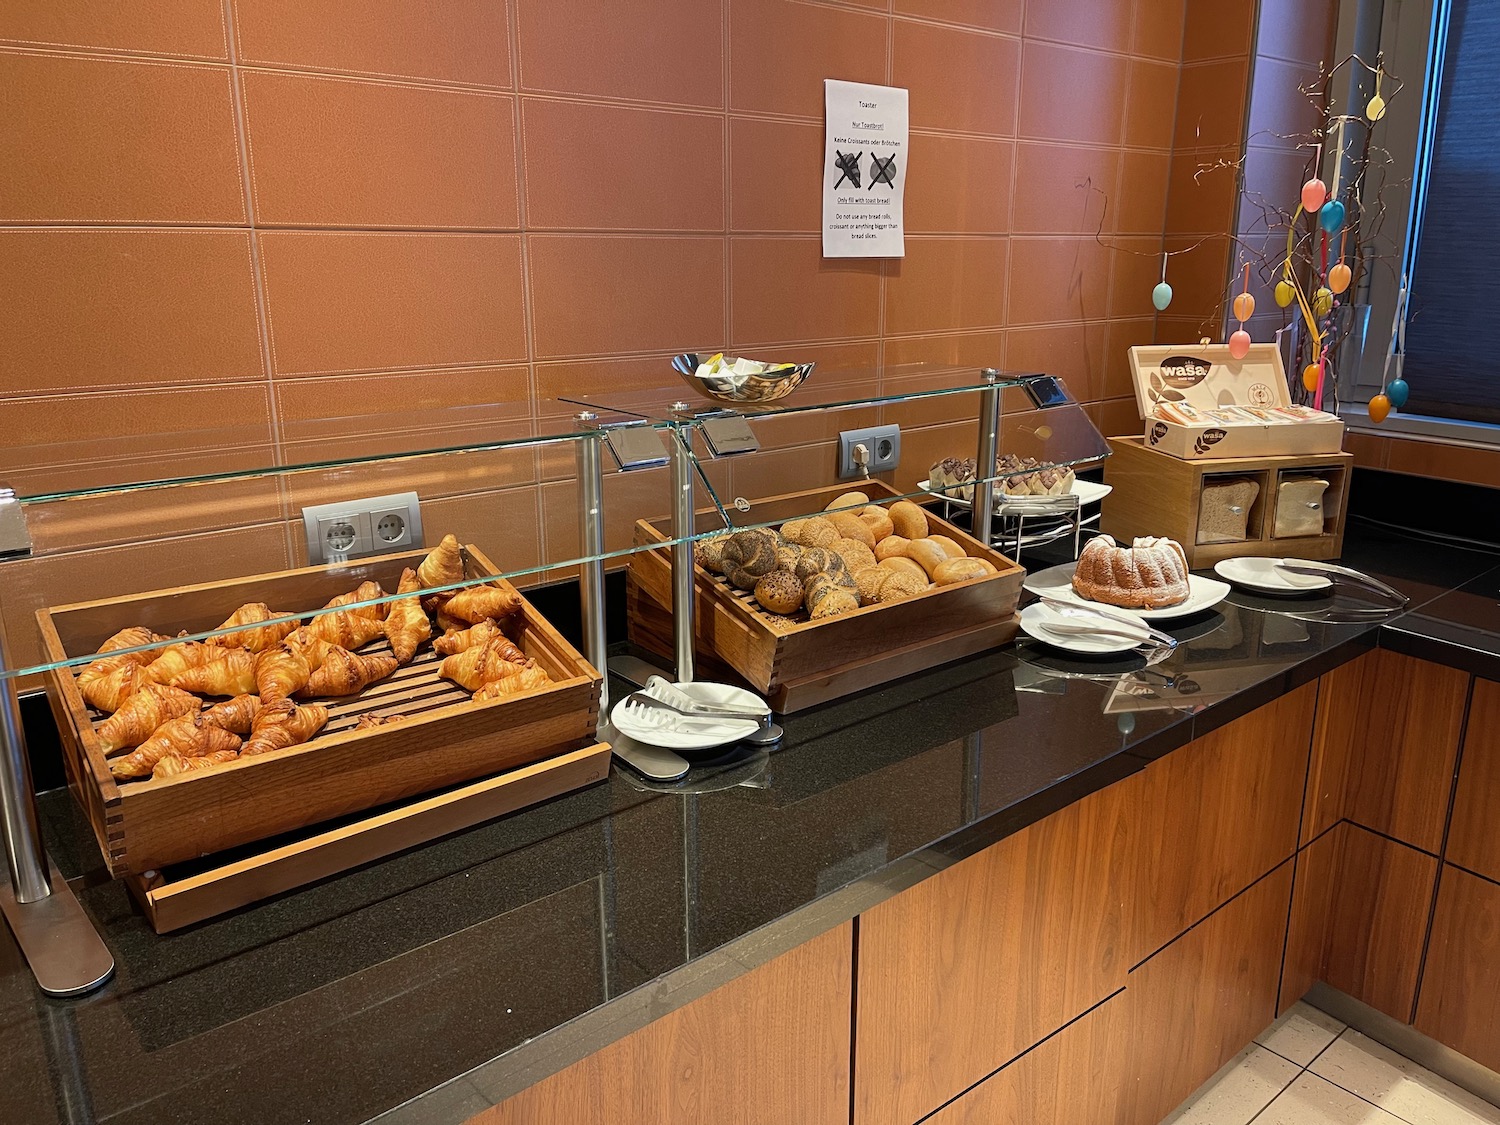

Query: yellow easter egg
(1368, 393), (1391, 423)
(1314, 286), (1334, 318)
(1329, 262), (1352, 294)
(1274, 280), (1296, 308)
(1302, 364), (1321, 393)
(1367, 94), (1387, 122)
(1232, 292), (1255, 321)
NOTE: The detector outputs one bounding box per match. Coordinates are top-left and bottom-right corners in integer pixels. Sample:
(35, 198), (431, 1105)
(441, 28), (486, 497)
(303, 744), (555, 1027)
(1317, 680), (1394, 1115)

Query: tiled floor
(1160, 1002), (1500, 1125)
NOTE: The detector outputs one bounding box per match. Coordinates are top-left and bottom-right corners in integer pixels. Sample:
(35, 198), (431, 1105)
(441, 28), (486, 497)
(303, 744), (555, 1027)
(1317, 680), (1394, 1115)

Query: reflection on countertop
(2, 520), (1499, 1125)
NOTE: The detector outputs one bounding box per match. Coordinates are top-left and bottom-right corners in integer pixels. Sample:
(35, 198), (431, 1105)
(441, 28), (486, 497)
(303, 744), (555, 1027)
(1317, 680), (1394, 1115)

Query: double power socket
(301, 491), (424, 564)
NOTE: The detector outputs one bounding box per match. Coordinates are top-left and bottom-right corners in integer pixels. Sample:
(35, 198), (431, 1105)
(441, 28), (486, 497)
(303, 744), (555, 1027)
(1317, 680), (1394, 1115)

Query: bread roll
(695, 534), (730, 574)
(855, 567), (926, 606)
(720, 529), (779, 589)
(906, 538), (950, 578)
(934, 557), (990, 585)
(878, 556), (927, 581)
(754, 570), (804, 615)
(794, 547), (847, 582)
(858, 506), (895, 542)
(782, 516), (839, 548)
(828, 512), (876, 548)
(809, 586), (860, 619)
(889, 500), (928, 539)
(775, 544), (803, 571)
(824, 491), (870, 513)
(874, 535), (911, 562)
(926, 534), (966, 559)
(833, 538), (876, 573)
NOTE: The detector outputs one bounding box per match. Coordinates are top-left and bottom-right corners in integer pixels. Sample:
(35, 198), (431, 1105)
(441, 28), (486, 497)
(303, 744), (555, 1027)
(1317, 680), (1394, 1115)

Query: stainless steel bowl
(671, 353), (815, 404)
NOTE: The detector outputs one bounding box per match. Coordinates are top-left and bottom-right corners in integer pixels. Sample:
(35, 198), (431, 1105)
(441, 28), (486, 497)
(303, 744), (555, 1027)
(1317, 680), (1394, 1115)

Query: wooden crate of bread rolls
(38, 540), (602, 879)
(627, 480), (1022, 713)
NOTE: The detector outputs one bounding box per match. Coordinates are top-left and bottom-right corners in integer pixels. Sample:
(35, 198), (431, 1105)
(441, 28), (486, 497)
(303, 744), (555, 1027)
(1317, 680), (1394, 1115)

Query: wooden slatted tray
(38, 544), (603, 881)
(627, 481), (1023, 712)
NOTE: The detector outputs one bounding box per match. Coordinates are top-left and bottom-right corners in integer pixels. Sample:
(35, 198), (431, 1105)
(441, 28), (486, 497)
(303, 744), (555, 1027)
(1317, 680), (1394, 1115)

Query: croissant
(473, 664), (552, 700)
(144, 642), (223, 684)
(241, 700), (329, 757)
(168, 648), (256, 696)
(202, 694), (262, 735)
(96, 684), (201, 755)
(96, 626), (170, 658)
(297, 646), (397, 696)
(417, 534), (465, 590)
(254, 643), (311, 703)
(354, 713), (406, 730)
(109, 714), (241, 779)
(79, 662), (151, 713)
(304, 608), (387, 649)
(440, 582), (523, 627)
(383, 568), (431, 665)
(205, 603), (300, 653)
(323, 580), (388, 621)
(439, 636), (535, 692)
(432, 619), (505, 656)
(283, 628), (334, 669)
(152, 748), (239, 781)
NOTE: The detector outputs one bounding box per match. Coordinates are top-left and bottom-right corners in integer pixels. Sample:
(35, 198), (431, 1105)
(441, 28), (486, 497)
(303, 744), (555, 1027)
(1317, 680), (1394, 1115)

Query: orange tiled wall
(0, 0), (1257, 665)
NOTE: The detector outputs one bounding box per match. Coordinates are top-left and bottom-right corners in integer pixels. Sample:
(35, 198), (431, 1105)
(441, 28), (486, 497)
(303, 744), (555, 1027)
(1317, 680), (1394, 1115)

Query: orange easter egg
(1368, 394), (1391, 423)
(1232, 292), (1255, 321)
(1329, 262), (1352, 294)
(1302, 364), (1322, 393)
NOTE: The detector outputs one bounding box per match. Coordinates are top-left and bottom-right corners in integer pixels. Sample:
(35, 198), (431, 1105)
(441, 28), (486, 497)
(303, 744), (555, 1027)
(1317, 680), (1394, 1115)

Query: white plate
(919, 478), (1111, 511)
(1019, 603), (1142, 655)
(609, 680), (764, 751)
(1214, 556), (1333, 595)
(1023, 561), (1230, 620)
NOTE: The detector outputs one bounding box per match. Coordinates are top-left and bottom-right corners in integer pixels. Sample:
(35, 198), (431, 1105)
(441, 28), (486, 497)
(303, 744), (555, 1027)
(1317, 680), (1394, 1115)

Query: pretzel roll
(828, 512), (876, 548)
(906, 538), (950, 578)
(926, 534), (966, 560)
(858, 506), (895, 542)
(934, 557), (990, 585)
(720, 529), (780, 589)
(888, 500), (929, 540)
(878, 556), (928, 582)
(874, 535), (911, 562)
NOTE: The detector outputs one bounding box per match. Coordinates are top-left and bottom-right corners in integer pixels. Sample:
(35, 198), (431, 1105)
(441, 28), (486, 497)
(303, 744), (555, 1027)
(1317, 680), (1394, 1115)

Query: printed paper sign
(822, 79), (908, 258)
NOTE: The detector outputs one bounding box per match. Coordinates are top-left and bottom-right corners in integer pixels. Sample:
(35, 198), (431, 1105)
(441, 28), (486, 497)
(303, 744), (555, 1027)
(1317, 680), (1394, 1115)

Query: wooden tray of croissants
(37, 537), (602, 878)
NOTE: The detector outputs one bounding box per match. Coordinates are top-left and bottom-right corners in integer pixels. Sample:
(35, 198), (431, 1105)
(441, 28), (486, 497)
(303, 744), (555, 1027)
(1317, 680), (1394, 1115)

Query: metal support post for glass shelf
(973, 369), (1002, 547)
(669, 417), (696, 684)
(0, 488), (114, 997)
(574, 416), (610, 719)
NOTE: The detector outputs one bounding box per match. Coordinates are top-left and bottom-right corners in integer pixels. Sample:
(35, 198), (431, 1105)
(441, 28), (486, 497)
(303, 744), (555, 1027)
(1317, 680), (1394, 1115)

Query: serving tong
(1038, 598), (1179, 650)
(621, 676), (781, 745)
(1272, 559), (1409, 608)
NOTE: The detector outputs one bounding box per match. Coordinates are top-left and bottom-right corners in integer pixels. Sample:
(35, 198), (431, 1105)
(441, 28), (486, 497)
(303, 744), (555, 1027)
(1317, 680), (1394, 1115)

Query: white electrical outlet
(302, 492), (423, 564)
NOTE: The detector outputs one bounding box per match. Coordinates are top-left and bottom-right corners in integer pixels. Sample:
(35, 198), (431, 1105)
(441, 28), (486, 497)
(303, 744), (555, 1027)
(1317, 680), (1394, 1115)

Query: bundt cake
(1071, 535), (1190, 609)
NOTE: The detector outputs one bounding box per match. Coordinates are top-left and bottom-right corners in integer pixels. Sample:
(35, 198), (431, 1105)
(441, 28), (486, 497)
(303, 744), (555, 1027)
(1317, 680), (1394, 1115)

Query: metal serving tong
(1272, 559), (1409, 608)
(1039, 599), (1179, 649)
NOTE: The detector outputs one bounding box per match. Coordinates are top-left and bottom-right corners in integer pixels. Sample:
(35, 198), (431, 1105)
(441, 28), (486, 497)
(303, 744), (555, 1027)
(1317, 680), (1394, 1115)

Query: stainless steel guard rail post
(668, 414), (696, 684)
(574, 416), (611, 719)
(973, 369), (1003, 546)
(0, 486), (115, 997)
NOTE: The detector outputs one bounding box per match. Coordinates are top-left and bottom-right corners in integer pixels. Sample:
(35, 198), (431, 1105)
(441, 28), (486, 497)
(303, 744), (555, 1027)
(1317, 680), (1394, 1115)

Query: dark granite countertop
(3, 520), (1499, 1125)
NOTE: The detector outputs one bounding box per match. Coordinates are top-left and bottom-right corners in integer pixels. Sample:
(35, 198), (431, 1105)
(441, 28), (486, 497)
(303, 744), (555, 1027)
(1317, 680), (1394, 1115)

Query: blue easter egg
(1319, 199), (1346, 233)
(1152, 282), (1173, 311)
(1387, 378), (1409, 409)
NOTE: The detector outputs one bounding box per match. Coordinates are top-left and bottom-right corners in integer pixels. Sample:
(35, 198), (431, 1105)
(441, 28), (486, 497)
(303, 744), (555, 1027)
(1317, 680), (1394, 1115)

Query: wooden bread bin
(627, 481), (1023, 713)
(37, 544), (603, 881)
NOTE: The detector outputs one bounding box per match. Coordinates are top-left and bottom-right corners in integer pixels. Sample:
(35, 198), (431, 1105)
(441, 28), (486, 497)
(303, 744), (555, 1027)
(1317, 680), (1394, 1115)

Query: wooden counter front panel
(1132, 682), (1315, 961)
(1446, 677), (1500, 883)
(1303, 650), (1469, 852)
(1416, 865), (1500, 1073)
(478, 922), (852, 1125)
(1126, 864), (1293, 1125)
(853, 780), (1138, 1125)
(1282, 823), (1438, 1022)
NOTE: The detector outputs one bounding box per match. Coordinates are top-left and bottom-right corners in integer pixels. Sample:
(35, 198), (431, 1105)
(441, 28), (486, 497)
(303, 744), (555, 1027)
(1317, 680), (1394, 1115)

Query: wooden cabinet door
(1282, 823), (1438, 1022)
(1132, 683), (1315, 961)
(1304, 649), (1469, 852)
(1446, 677), (1500, 883)
(853, 778), (1139, 1125)
(478, 922), (852, 1125)
(1416, 865), (1500, 1073)
(1125, 864), (1293, 1125)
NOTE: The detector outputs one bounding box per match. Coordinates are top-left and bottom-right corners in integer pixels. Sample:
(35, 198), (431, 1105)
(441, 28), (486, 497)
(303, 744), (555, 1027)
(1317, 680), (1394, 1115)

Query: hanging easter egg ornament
(1329, 261), (1351, 294)
(1302, 363), (1322, 393)
(1233, 292), (1255, 321)
(1275, 278), (1296, 307)
(1301, 178), (1328, 213)
(1315, 286), (1334, 318)
(1319, 199), (1346, 233)
(1228, 329), (1252, 359)
(1387, 377), (1409, 409)
(1368, 393), (1391, 423)
(1152, 282), (1173, 311)
(1367, 65), (1387, 122)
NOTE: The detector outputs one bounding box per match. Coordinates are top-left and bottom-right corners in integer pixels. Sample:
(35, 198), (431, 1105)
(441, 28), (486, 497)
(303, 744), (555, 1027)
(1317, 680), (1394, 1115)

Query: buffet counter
(3, 521), (1499, 1125)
